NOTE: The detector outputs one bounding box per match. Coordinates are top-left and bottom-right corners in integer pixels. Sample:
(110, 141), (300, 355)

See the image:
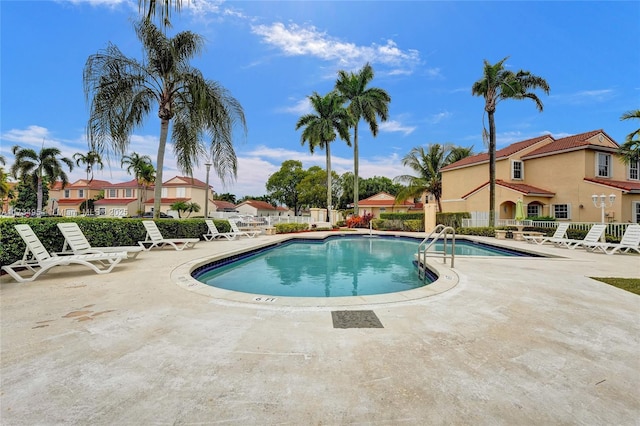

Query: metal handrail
(417, 225), (456, 280)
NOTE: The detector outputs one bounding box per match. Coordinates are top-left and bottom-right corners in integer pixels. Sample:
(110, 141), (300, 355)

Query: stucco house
(235, 200), (278, 217)
(357, 192), (422, 219)
(440, 129), (640, 223)
(94, 179), (153, 217)
(49, 179), (111, 216)
(143, 176), (211, 215)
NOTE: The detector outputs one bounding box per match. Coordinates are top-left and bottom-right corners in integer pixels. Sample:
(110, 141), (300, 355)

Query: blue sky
(1, 0), (639, 198)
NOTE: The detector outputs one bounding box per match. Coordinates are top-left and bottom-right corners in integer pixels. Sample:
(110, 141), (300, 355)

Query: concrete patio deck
(1, 232), (638, 424)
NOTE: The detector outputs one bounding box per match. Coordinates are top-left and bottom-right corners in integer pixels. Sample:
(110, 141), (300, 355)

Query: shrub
(275, 223), (309, 234)
(436, 212), (471, 229)
(457, 227), (496, 237)
(346, 213), (373, 228)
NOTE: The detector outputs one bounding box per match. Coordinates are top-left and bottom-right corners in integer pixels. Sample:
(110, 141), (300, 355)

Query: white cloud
(279, 98), (312, 115)
(427, 111), (452, 124)
(251, 22), (420, 72)
(551, 89), (615, 104)
(379, 120), (416, 136)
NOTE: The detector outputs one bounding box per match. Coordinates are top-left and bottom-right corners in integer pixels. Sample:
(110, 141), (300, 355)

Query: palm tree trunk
(36, 174), (43, 215)
(353, 122), (359, 216)
(326, 142), (332, 223)
(488, 110), (496, 227)
(154, 117), (170, 218)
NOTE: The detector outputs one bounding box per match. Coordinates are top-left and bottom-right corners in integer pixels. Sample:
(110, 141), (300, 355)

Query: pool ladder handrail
(417, 225), (456, 280)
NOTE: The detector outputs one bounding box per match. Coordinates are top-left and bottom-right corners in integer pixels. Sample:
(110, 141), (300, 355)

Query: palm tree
(296, 91), (351, 222)
(84, 20), (246, 220)
(618, 109), (640, 164)
(73, 150), (104, 182)
(394, 144), (473, 212)
(139, 0), (183, 28)
(10, 145), (73, 215)
(335, 62), (391, 215)
(121, 152), (154, 214)
(472, 56), (549, 226)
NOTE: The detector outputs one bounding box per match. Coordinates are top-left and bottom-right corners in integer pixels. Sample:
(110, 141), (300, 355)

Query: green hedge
(436, 212), (471, 229)
(275, 223), (309, 233)
(379, 212), (423, 221)
(0, 217), (233, 266)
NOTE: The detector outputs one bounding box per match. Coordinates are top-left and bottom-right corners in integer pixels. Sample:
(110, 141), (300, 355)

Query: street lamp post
(204, 162), (212, 219)
(592, 193), (615, 242)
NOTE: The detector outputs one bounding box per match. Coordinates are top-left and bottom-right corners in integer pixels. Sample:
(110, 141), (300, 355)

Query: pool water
(193, 236), (535, 298)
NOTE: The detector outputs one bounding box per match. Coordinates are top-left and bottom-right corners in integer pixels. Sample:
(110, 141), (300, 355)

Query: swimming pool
(192, 235), (537, 298)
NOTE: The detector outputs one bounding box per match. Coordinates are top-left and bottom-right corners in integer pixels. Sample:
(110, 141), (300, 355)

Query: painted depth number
(253, 296), (277, 302)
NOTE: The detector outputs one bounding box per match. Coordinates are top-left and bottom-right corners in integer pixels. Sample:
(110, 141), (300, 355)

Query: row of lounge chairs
(2, 219), (262, 283)
(524, 223), (640, 255)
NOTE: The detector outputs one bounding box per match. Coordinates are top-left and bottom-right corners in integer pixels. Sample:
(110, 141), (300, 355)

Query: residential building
(94, 179), (152, 217)
(211, 199), (238, 213)
(235, 200), (278, 217)
(144, 176), (211, 215)
(440, 129), (640, 223)
(357, 192), (422, 219)
(49, 179), (111, 216)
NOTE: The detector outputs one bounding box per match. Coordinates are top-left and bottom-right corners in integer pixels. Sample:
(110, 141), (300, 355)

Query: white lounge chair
(138, 220), (200, 251)
(2, 224), (127, 283)
(203, 219), (237, 241)
(523, 223), (570, 245)
(552, 224), (607, 249)
(57, 222), (143, 259)
(228, 219), (261, 238)
(582, 224), (640, 255)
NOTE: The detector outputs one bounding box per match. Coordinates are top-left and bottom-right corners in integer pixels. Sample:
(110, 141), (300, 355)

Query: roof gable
(163, 176), (207, 187)
(236, 200), (277, 210)
(522, 129), (618, 159)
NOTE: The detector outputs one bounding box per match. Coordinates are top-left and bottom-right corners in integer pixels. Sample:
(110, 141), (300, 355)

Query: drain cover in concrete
(331, 310), (384, 329)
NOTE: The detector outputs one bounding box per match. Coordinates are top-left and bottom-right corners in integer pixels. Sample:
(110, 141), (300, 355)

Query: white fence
(208, 213), (314, 229)
(461, 216), (633, 240)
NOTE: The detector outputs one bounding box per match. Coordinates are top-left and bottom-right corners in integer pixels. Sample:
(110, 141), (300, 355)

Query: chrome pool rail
(417, 225), (456, 280)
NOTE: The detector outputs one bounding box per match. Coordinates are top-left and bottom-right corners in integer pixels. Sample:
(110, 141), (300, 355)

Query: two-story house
(440, 129), (640, 223)
(94, 179), (153, 217)
(144, 176), (211, 215)
(49, 179), (111, 216)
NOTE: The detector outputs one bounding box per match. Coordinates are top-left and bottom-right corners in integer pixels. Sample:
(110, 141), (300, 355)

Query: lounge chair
(138, 220), (200, 251)
(582, 224), (640, 255)
(203, 219), (237, 241)
(552, 224), (607, 249)
(523, 223), (570, 245)
(57, 222), (143, 259)
(228, 219), (261, 238)
(2, 224), (127, 283)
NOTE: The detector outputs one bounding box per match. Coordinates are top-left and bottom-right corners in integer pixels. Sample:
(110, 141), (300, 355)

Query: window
(629, 159), (639, 181)
(161, 188), (168, 198)
(527, 204), (541, 217)
(511, 160), (524, 180)
(108, 189), (116, 198)
(596, 153), (611, 178)
(552, 204), (571, 220)
(78, 189), (84, 198)
(633, 202), (640, 224)
(64, 189), (70, 198)
(176, 187), (186, 197)
(125, 188), (133, 198)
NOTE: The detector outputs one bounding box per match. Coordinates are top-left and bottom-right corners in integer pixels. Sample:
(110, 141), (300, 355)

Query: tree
(84, 20), (246, 220)
(472, 56), (549, 226)
(335, 62), (391, 215)
(170, 200), (200, 218)
(214, 192), (236, 204)
(12, 175), (50, 214)
(121, 152), (155, 214)
(139, 0), (183, 28)
(10, 145), (73, 215)
(73, 150), (104, 182)
(296, 91), (351, 221)
(618, 109), (640, 164)
(394, 144), (473, 212)
(298, 166), (340, 210)
(265, 160), (307, 215)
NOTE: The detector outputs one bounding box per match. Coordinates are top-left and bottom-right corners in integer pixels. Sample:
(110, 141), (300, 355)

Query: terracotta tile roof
(522, 129), (619, 159)
(584, 177), (640, 193)
(144, 198), (190, 204)
(236, 200), (277, 210)
(105, 179), (152, 188)
(211, 200), (236, 210)
(94, 198), (138, 205)
(440, 134), (553, 171)
(63, 179), (112, 189)
(164, 176), (208, 187)
(359, 192), (414, 207)
(461, 179), (555, 199)
(57, 198), (86, 204)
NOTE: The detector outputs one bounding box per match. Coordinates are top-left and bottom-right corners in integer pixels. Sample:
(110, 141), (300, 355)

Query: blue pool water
(193, 236), (536, 298)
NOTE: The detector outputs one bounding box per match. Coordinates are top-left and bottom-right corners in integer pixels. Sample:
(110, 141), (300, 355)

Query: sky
(1, 0), (639, 198)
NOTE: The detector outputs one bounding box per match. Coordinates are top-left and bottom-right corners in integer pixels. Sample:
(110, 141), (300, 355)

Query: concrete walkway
(1, 232), (639, 424)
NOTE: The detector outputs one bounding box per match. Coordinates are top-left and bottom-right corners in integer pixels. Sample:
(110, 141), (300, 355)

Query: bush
(275, 223), (309, 234)
(436, 212), (471, 229)
(457, 227), (496, 237)
(346, 213), (373, 228)
(379, 212), (423, 221)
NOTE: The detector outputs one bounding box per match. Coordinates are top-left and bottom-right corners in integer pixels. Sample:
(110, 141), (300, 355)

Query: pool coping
(170, 232), (552, 310)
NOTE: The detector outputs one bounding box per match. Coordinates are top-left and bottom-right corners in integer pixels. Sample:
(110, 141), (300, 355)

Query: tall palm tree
(139, 0), (183, 28)
(84, 20), (246, 219)
(10, 145), (74, 214)
(394, 144), (473, 212)
(73, 150), (104, 182)
(335, 62), (391, 215)
(618, 109), (640, 164)
(296, 91), (351, 222)
(121, 152), (154, 214)
(472, 56), (549, 226)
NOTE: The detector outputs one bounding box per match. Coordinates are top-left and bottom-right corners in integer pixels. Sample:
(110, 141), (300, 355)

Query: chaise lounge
(523, 223), (570, 245)
(228, 219), (261, 238)
(203, 219), (237, 241)
(2, 224), (127, 283)
(552, 224), (607, 249)
(138, 220), (200, 251)
(582, 224), (640, 255)
(57, 222), (143, 259)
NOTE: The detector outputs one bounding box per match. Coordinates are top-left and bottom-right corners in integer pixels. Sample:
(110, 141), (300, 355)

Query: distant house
(94, 179), (152, 217)
(211, 199), (237, 212)
(357, 192), (420, 219)
(440, 129), (640, 223)
(144, 176), (211, 215)
(49, 179), (111, 216)
(235, 200), (278, 217)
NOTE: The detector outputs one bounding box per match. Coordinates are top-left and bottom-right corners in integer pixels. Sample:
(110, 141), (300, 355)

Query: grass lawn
(591, 277), (640, 296)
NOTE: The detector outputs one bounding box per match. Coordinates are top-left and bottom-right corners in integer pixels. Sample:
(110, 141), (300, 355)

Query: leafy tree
(394, 144), (473, 212)
(265, 160), (307, 215)
(170, 200), (200, 218)
(335, 62), (391, 215)
(84, 20), (246, 220)
(296, 91), (351, 221)
(298, 166), (340, 210)
(122, 152), (155, 214)
(12, 175), (50, 214)
(472, 56), (549, 226)
(214, 192), (236, 204)
(618, 109), (640, 164)
(73, 150), (104, 182)
(10, 145), (73, 215)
